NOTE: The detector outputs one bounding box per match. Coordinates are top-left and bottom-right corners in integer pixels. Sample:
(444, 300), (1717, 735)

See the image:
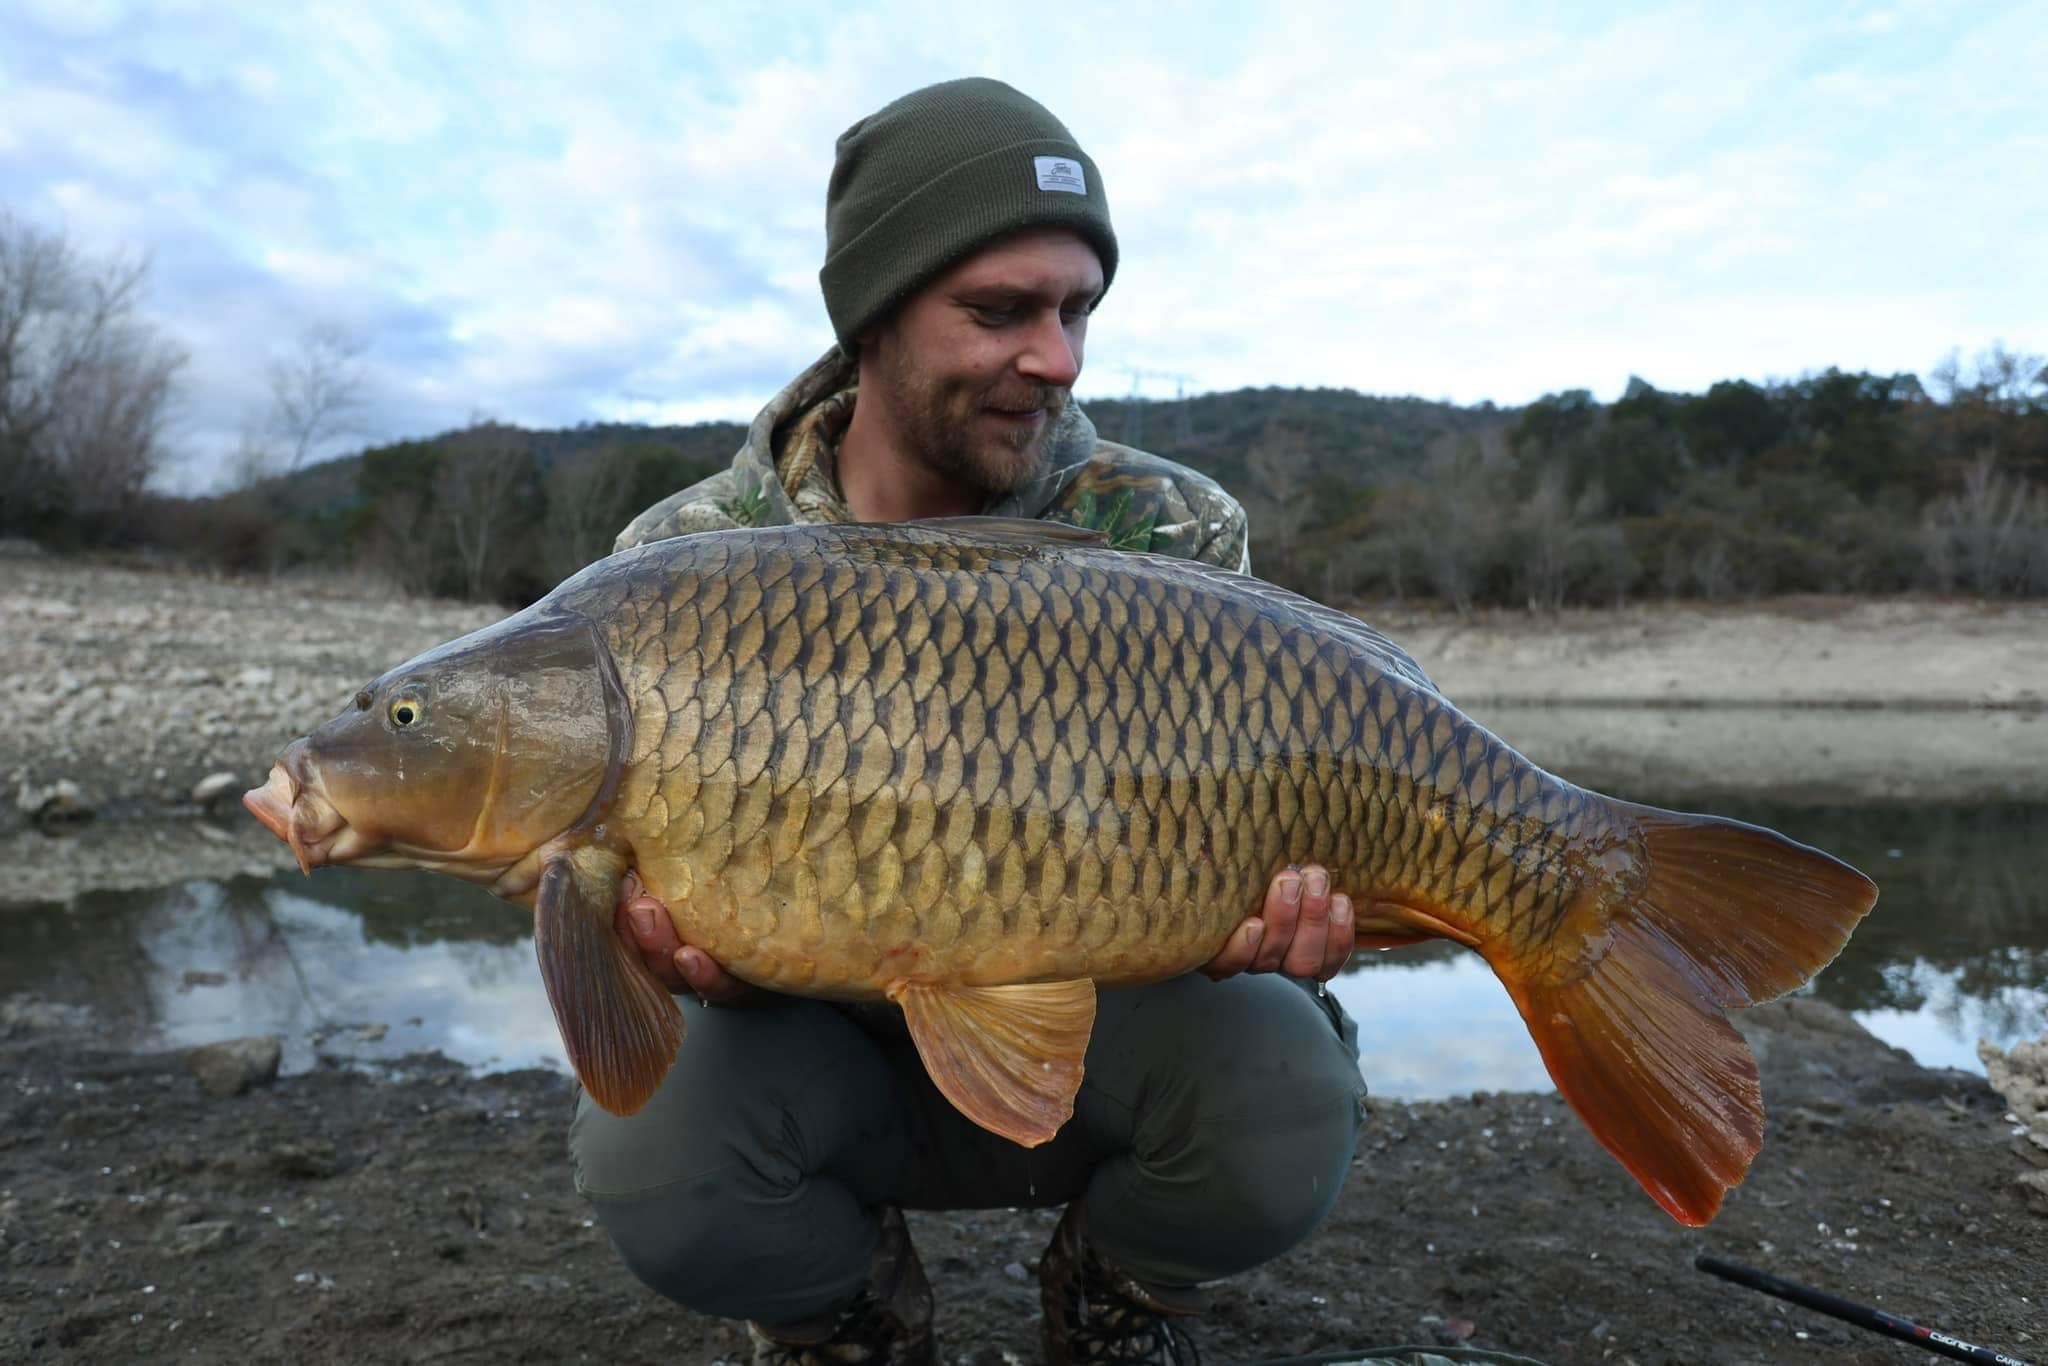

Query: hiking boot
(747, 1206), (936, 1364)
(1038, 1205), (1206, 1365)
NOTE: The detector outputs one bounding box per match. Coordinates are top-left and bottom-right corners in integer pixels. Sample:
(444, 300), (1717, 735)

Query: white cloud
(1, 0), (2041, 489)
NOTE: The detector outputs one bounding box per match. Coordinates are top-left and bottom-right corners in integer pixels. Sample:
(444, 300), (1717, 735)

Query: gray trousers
(569, 972), (1368, 1327)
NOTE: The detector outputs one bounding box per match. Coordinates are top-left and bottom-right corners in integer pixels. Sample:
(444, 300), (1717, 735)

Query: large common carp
(245, 518), (1876, 1225)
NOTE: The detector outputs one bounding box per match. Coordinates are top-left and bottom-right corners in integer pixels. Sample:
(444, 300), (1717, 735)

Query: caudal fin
(1498, 801), (1877, 1226)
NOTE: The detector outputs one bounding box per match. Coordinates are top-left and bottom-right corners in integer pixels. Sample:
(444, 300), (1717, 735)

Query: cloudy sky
(4, 1), (2041, 491)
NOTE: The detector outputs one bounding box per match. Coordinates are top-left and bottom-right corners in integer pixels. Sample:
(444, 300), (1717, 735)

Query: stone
(1981, 1035), (2048, 1124)
(269, 1139), (341, 1179)
(190, 771), (241, 807)
(163, 1220), (235, 1257)
(16, 777), (91, 822)
(186, 1036), (283, 1098)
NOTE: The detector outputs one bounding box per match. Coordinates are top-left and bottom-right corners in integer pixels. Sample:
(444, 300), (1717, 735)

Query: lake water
(2, 798), (2042, 1101)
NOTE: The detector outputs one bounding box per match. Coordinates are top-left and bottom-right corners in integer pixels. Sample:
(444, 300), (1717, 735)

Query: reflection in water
(1336, 799), (2048, 1093)
(0, 870), (560, 1076)
(1325, 948), (1552, 1097)
(1, 802), (2041, 1100)
(142, 881), (563, 1075)
(1673, 799), (2048, 1066)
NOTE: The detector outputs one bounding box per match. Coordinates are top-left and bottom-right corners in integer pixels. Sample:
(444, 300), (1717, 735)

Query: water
(2, 800), (2042, 1101)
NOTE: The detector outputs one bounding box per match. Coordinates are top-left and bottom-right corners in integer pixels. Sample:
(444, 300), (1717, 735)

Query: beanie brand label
(1033, 156), (1087, 195)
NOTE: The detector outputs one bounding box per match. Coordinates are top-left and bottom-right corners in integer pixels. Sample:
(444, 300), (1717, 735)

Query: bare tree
(45, 329), (184, 523)
(0, 212), (185, 535)
(1691, 540), (1736, 598)
(1406, 429), (1512, 615)
(1581, 524), (1638, 606)
(1510, 468), (1583, 610)
(267, 322), (366, 474)
(541, 442), (635, 584)
(433, 424), (532, 600)
(1924, 449), (2041, 595)
(1241, 421), (1315, 586)
(1654, 544), (1690, 600)
(358, 485), (440, 596)
(225, 422), (280, 491)
(1343, 483), (1428, 605)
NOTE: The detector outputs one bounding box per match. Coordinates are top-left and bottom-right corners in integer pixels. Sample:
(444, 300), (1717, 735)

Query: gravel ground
(2, 995), (2041, 1365)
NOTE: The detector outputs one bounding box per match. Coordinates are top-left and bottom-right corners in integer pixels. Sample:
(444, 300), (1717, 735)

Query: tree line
(1179, 356), (2048, 610)
(5, 212), (2044, 609)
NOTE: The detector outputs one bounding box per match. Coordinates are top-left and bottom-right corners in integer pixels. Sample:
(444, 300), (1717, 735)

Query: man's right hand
(614, 871), (757, 1003)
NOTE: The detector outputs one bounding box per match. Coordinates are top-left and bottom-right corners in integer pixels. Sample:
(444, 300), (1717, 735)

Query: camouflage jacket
(613, 349), (1250, 571)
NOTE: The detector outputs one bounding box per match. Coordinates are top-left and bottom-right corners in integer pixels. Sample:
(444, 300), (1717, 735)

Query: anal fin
(889, 979), (1096, 1148)
(535, 849), (684, 1116)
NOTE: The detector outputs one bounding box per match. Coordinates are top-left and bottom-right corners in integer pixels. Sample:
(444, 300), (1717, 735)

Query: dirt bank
(1375, 597), (2048, 711)
(2, 995), (2040, 1365)
(8, 553), (2048, 842)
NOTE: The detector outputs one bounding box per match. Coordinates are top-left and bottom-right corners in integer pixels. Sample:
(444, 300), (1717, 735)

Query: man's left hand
(1201, 864), (1354, 983)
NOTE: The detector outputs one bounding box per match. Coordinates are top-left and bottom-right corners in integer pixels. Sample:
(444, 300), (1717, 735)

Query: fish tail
(1499, 799), (1878, 1226)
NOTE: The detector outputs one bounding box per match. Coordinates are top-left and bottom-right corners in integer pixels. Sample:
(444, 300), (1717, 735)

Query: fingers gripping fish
(245, 518), (1878, 1226)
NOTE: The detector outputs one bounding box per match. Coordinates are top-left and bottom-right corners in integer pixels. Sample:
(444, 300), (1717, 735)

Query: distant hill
(1082, 387), (1511, 491)
(262, 418), (753, 522)
(106, 350), (2048, 609)
(263, 387), (1496, 516)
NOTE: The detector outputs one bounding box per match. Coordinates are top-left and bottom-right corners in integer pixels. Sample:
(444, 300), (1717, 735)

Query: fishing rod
(1695, 1253), (2034, 1365)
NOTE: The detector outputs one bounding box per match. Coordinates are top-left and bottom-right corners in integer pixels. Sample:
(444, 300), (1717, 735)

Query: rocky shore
(3, 546), (501, 836)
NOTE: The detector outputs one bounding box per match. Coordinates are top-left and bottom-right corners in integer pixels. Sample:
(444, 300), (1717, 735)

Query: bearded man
(572, 77), (1368, 1366)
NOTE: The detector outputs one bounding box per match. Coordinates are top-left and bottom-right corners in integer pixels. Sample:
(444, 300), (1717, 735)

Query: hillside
(32, 347), (2048, 610)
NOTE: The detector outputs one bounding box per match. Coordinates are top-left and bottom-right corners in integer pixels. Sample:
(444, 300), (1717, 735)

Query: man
(574, 78), (1366, 1365)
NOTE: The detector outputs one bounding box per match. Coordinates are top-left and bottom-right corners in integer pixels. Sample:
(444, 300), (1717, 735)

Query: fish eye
(388, 697), (424, 729)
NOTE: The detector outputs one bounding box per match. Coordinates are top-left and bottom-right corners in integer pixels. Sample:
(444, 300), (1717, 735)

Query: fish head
(244, 613), (623, 882)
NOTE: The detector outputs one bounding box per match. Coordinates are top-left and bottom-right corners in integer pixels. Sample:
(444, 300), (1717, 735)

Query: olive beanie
(820, 77), (1118, 353)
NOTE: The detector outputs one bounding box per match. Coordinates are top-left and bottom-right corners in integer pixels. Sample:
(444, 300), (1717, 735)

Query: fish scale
(246, 515), (1877, 1223)
(586, 523), (1571, 998)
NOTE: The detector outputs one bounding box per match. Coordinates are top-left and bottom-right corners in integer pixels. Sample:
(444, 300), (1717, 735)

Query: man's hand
(1201, 864), (1355, 983)
(613, 871), (756, 1003)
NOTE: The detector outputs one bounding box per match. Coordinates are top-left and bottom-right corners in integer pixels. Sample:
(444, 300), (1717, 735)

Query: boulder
(186, 1036), (283, 1098)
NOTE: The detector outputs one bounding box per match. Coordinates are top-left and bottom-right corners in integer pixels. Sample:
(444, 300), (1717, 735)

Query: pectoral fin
(535, 850), (684, 1116)
(889, 979), (1097, 1148)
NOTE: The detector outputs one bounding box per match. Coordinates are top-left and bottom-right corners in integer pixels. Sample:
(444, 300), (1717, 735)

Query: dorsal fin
(909, 515), (1108, 548)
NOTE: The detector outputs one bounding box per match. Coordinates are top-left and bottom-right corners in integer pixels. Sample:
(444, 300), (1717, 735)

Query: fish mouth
(243, 755), (351, 875)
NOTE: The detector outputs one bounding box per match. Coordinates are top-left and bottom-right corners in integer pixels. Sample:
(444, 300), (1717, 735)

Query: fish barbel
(244, 517), (1877, 1225)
